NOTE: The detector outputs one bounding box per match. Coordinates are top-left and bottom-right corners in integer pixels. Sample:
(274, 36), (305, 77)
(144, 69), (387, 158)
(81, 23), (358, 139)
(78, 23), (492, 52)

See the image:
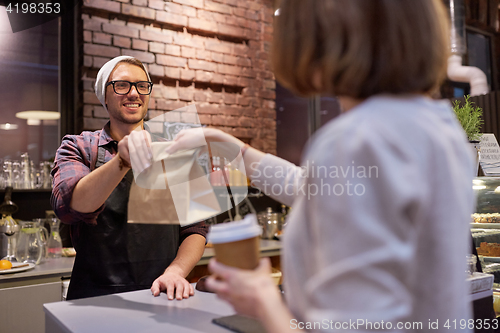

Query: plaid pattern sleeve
(179, 221), (209, 243)
(50, 131), (104, 225)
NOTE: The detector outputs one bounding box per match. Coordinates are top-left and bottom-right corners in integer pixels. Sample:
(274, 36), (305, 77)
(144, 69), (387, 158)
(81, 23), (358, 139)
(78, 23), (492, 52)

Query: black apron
(67, 143), (180, 300)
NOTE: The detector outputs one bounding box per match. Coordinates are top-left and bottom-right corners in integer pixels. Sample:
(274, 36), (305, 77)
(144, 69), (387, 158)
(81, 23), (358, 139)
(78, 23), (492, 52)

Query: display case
(471, 177), (500, 282)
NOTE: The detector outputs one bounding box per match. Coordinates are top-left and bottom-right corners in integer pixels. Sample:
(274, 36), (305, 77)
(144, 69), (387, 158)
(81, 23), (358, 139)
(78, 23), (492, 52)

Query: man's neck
(109, 120), (144, 141)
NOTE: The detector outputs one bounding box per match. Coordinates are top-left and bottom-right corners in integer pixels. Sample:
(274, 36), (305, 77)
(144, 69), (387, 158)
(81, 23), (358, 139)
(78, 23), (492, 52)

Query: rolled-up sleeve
(51, 134), (104, 225)
(179, 221), (209, 243)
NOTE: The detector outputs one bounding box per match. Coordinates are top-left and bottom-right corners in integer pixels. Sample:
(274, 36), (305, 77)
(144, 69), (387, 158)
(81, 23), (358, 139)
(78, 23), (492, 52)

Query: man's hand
(118, 130), (152, 174)
(151, 268), (194, 300)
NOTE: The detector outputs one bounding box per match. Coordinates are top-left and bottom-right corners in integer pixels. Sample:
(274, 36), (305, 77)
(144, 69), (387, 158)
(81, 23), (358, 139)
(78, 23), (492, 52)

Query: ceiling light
(0, 123), (18, 130)
(16, 111), (60, 120)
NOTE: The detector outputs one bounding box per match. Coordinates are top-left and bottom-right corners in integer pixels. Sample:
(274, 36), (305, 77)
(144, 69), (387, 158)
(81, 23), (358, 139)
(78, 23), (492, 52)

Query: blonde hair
(272, 0), (450, 98)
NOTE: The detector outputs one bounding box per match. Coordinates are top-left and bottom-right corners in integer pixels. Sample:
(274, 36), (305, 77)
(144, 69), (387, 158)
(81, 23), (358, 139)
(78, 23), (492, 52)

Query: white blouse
(251, 95), (475, 332)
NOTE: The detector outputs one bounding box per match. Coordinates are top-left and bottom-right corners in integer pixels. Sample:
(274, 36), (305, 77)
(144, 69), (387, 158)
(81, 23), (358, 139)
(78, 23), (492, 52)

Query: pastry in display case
(471, 177), (500, 283)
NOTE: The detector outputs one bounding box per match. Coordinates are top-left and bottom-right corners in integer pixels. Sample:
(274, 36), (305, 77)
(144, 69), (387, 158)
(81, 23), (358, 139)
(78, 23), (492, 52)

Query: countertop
(0, 239), (281, 283)
(44, 287), (237, 333)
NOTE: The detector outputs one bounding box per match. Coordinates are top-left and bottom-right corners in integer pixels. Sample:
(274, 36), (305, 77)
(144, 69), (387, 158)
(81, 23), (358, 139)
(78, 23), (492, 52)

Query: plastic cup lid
(208, 214), (262, 244)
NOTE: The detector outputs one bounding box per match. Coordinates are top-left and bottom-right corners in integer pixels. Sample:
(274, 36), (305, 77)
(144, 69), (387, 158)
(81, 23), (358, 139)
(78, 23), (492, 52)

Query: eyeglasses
(105, 80), (153, 95)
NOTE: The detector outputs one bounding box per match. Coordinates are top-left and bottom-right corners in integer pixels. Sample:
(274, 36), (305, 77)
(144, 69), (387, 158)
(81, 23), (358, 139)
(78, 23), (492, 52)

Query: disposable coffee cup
(208, 214), (262, 270)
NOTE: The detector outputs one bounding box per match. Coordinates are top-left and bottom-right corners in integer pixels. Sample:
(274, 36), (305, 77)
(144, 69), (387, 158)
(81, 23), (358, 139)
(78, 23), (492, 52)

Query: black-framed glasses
(106, 80), (153, 95)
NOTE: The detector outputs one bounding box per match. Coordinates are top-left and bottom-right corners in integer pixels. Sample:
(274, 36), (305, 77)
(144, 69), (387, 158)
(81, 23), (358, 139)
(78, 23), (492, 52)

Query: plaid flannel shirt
(50, 122), (208, 243)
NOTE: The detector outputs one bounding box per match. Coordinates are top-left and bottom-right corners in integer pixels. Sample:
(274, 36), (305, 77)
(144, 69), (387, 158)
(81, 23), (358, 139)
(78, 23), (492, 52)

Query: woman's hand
(165, 128), (245, 155)
(206, 258), (282, 320)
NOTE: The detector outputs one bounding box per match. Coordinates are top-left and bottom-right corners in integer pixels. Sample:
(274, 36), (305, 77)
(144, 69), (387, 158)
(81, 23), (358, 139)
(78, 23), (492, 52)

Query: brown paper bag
(127, 142), (221, 226)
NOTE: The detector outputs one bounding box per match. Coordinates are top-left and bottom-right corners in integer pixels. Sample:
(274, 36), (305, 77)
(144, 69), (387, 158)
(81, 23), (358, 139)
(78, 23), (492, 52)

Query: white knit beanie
(94, 56), (151, 111)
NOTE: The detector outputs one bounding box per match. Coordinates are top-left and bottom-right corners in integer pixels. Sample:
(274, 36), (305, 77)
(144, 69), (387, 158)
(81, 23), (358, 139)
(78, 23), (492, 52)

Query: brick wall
(81, 0), (276, 153)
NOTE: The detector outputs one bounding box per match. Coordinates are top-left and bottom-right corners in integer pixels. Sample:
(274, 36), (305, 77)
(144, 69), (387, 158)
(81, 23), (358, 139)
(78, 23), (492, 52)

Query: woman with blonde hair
(159, 0), (475, 331)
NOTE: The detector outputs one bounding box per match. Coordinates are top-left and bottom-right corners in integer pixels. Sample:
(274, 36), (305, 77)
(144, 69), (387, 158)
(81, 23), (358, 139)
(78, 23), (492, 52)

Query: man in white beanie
(51, 56), (208, 300)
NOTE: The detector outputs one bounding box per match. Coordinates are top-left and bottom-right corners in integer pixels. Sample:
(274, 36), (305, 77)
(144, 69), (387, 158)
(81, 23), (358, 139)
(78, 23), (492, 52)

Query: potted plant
(452, 95), (484, 142)
(452, 95), (483, 174)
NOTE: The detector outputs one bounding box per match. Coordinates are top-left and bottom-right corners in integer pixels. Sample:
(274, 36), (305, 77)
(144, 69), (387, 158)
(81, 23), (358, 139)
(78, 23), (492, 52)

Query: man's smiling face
(105, 62), (150, 126)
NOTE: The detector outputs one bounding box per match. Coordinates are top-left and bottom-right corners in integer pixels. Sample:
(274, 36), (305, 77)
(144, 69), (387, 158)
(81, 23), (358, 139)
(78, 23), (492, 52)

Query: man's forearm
(165, 234), (206, 277)
(70, 154), (130, 213)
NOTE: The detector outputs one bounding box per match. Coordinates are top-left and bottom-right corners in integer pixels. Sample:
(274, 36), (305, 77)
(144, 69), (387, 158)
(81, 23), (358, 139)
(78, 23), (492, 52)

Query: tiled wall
(81, 0), (276, 153)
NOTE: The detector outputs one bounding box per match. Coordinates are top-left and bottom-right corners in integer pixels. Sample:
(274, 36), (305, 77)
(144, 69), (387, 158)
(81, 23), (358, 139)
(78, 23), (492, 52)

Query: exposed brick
(140, 29), (173, 43)
(233, 7), (246, 18)
(122, 4), (156, 20)
(211, 52), (224, 63)
(94, 105), (108, 118)
(84, 117), (108, 131)
(182, 5), (197, 17)
(84, 55), (93, 67)
(246, 10), (260, 21)
(222, 54), (237, 65)
(188, 17), (218, 33)
(220, 105), (241, 116)
(84, 43), (121, 57)
(248, 2), (262, 11)
(197, 103), (219, 114)
(217, 64), (241, 76)
(149, 0), (164, 10)
(180, 69), (196, 80)
(83, 91), (101, 105)
(205, 0), (232, 14)
(241, 67), (256, 78)
(223, 92), (237, 104)
(132, 38), (148, 51)
(84, 105), (93, 117)
(93, 56), (111, 68)
(164, 111), (182, 122)
(132, 0), (147, 5)
(166, 44), (181, 56)
(181, 46), (196, 59)
(233, 44), (249, 57)
(83, 17), (103, 32)
(223, 75), (238, 86)
(256, 108), (276, 119)
(195, 70), (213, 82)
(161, 85), (179, 99)
(196, 49), (211, 61)
(238, 116), (256, 127)
(148, 64), (164, 77)
(188, 59), (217, 72)
(84, 31), (92, 43)
(172, 0), (204, 9)
(218, 23), (245, 37)
(236, 57), (252, 67)
(212, 115), (239, 126)
(156, 11), (188, 27)
(148, 41), (164, 53)
(92, 32), (111, 45)
(103, 23), (139, 38)
(212, 73), (225, 84)
(205, 41), (232, 54)
(173, 34), (205, 49)
(193, 90), (207, 102)
(164, 67), (181, 79)
(113, 36), (132, 48)
(157, 54), (187, 67)
(157, 99), (187, 110)
(198, 114), (211, 125)
(262, 100), (275, 109)
(122, 49), (155, 63)
(259, 89), (275, 100)
(178, 87), (194, 101)
(236, 95), (250, 106)
(165, 1), (184, 14)
(207, 92), (222, 103)
(83, 0), (121, 13)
